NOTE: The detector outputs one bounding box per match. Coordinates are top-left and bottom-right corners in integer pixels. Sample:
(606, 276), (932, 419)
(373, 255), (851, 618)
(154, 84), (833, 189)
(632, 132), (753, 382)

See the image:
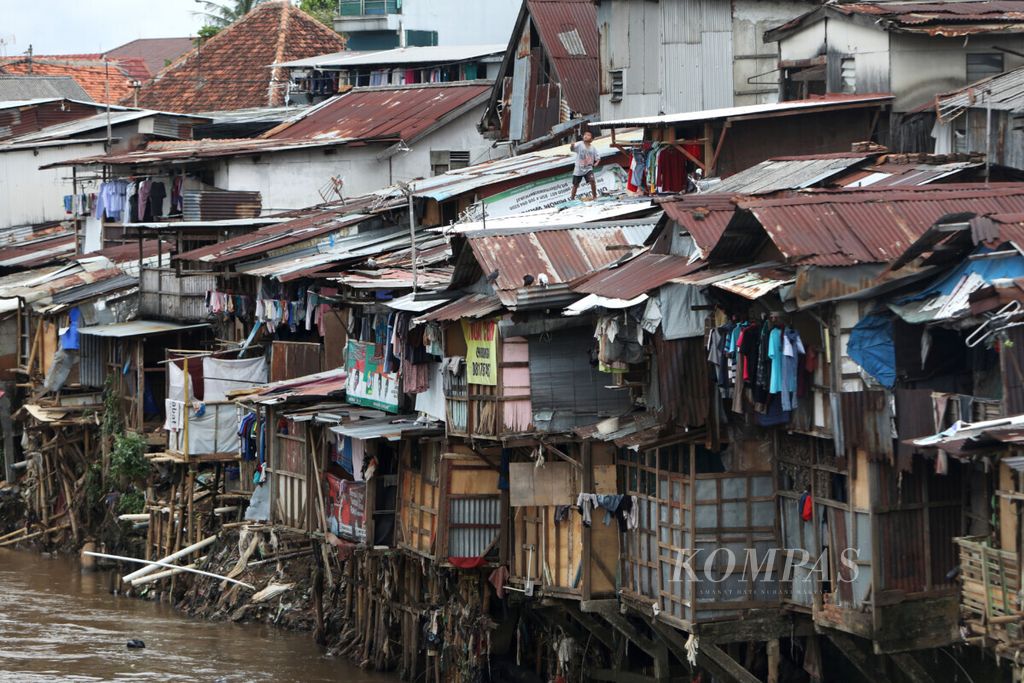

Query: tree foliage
(193, 0), (270, 28)
(298, 0), (336, 27)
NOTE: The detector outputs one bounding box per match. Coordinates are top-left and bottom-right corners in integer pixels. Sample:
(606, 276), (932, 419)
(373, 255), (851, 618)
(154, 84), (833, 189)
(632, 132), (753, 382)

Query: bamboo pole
(0, 523), (69, 547)
(122, 533), (218, 582)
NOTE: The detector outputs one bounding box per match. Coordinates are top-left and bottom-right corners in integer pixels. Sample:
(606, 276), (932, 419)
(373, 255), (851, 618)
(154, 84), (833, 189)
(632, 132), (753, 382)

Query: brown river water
(0, 549), (395, 682)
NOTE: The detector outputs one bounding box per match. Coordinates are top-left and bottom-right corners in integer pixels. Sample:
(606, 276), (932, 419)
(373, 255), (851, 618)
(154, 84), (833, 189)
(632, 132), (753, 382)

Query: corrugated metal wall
(447, 497), (500, 558)
(79, 334), (108, 388)
(528, 327), (632, 432)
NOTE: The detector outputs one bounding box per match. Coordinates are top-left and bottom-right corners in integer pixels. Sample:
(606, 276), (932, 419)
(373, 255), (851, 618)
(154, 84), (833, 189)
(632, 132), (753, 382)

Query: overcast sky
(3, 1), (205, 56)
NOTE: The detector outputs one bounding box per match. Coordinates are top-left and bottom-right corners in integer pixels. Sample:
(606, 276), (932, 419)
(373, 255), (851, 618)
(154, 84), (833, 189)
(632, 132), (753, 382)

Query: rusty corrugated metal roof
(767, 2), (1024, 40)
(265, 82), (493, 142)
(721, 184), (1024, 266)
(658, 195), (741, 257)
(175, 194), (402, 263)
(572, 251), (702, 300)
(415, 293), (502, 323)
(463, 222), (653, 306)
(526, 0), (599, 115)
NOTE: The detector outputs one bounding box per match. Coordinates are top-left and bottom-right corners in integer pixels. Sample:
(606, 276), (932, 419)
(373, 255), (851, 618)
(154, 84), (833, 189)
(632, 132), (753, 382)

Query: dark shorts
(572, 171), (595, 187)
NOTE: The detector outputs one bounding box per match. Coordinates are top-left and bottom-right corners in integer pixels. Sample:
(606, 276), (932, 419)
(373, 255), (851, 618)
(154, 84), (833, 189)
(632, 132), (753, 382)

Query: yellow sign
(462, 319), (498, 385)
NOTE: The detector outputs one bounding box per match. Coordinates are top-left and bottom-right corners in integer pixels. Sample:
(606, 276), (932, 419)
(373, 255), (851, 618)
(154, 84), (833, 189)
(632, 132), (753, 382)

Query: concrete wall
(779, 17), (1024, 112)
(0, 141), (106, 229)
(598, 0), (810, 120)
(215, 103), (505, 209)
(891, 33), (1024, 111)
(390, 0), (520, 46)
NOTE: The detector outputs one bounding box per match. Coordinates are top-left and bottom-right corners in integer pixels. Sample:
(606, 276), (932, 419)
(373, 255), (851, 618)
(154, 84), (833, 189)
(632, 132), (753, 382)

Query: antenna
(0, 35), (16, 59)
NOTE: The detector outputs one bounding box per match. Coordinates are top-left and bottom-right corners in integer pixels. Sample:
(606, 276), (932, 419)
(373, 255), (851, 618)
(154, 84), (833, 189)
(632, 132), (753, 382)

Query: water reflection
(0, 549), (393, 683)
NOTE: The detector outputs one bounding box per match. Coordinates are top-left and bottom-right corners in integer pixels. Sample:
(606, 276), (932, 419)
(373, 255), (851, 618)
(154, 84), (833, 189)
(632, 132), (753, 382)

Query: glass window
(967, 53), (1004, 84)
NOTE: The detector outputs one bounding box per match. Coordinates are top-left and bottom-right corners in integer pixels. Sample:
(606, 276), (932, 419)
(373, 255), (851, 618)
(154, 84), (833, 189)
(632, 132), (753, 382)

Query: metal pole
(985, 90), (992, 185)
(407, 188), (417, 294)
(104, 59), (112, 152)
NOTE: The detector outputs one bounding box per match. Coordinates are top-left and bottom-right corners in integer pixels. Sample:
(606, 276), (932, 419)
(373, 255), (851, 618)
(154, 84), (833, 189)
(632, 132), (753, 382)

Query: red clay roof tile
(129, 2), (346, 113)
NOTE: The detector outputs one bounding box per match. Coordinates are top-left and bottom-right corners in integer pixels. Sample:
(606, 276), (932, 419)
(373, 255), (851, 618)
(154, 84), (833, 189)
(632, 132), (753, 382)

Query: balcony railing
(339, 0), (400, 16)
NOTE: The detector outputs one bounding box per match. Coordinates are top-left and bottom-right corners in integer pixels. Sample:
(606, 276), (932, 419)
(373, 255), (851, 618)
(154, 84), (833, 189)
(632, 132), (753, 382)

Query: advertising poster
(462, 319), (498, 386)
(345, 340), (399, 412)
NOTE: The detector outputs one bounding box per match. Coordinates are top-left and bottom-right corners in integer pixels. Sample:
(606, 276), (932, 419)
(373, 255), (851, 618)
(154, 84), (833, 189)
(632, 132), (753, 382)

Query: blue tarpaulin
(847, 314), (896, 388)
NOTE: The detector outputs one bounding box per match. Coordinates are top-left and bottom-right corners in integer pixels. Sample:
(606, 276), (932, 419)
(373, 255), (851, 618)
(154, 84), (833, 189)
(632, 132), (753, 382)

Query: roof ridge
(269, 1), (292, 107)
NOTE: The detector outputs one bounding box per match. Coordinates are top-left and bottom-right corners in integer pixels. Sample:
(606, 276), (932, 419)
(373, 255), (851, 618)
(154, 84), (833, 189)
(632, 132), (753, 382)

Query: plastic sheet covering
(167, 361), (193, 402)
(658, 283), (709, 340)
(847, 314), (896, 388)
(166, 404), (238, 455)
(414, 362), (445, 423)
(203, 356), (267, 401)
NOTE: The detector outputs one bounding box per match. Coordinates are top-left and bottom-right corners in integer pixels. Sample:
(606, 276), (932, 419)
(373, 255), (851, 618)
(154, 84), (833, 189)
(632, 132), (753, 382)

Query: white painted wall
(0, 141), (105, 229)
(214, 103), (506, 210)
(398, 0), (520, 47)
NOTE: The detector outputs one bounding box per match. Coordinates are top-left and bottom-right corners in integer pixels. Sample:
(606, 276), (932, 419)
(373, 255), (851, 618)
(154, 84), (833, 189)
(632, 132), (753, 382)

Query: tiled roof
(129, 2), (346, 113)
(104, 37), (195, 78)
(0, 58), (138, 103)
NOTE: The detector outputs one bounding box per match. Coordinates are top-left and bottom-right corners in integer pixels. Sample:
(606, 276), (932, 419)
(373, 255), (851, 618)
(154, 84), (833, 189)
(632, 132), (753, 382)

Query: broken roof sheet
(767, 2), (1024, 40)
(594, 94), (893, 129)
(937, 65), (1024, 121)
(241, 368), (349, 404)
(265, 82), (492, 142)
(890, 250), (1024, 324)
(720, 184), (1024, 266)
(330, 415), (441, 441)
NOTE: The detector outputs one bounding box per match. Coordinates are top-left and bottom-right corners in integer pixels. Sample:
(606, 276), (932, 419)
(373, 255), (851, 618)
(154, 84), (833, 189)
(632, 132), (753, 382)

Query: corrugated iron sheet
(526, 0), (599, 114)
(416, 294), (502, 323)
(712, 268), (794, 300)
(595, 94), (893, 129)
(654, 333), (708, 429)
(938, 65), (1024, 121)
(839, 390), (893, 461)
(728, 184), (1024, 266)
(658, 195), (739, 257)
(266, 83), (492, 142)
(447, 497), (500, 559)
(770, 2), (1024, 41)
(573, 251), (701, 300)
(709, 155), (870, 195)
(176, 194), (398, 263)
(77, 320), (208, 337)
(464, 222), (654, 306)
(182, 191), (261, 221)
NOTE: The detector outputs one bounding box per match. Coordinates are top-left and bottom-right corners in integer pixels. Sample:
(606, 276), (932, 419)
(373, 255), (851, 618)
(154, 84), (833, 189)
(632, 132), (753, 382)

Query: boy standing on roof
(570, 131), (600, 201)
